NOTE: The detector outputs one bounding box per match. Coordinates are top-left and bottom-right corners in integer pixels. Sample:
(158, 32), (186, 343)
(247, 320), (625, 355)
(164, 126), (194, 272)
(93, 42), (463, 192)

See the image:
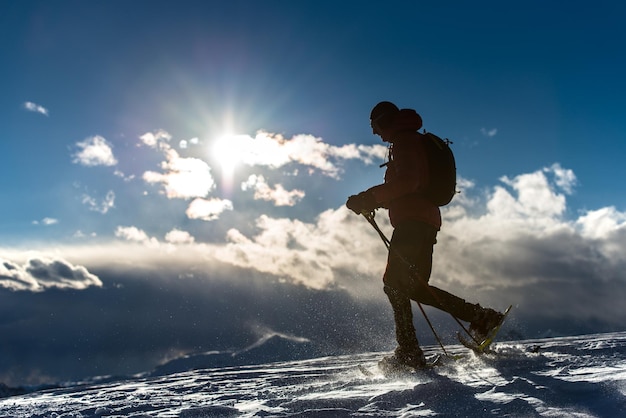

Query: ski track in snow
(1, 332), (625, 417)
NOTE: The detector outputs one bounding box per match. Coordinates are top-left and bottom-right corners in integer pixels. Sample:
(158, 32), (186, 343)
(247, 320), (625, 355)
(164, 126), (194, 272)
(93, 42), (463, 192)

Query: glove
(346, 190), (379, 214)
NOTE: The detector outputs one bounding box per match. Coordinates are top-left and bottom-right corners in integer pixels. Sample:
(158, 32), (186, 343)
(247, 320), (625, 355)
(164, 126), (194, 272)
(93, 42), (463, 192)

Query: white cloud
(576, 207), (626, 240)
(82, 191), (115, 214)
(139, 130), (172, 149)
(115, 226), (150, 242)
(441, 166), (579, 276)
(0, 255), (101, 292)
(547, 163), (577, 195)
(186, 198), (233, 221)
(143, 149), (215, 199)
(241, 174), (305, 206)
(23, 101), (49, 116)
(212, 208), (387, 291)
(115, 226), (159, 247)
(72, 136), (118, 167)
(494, 168), (566, 223)
(214, 131), (387, 179)
(356, 144), (389, 164)
(165, 229), (195, 244)
(427, 164), (626, 318)
(141, 131), (215, 199)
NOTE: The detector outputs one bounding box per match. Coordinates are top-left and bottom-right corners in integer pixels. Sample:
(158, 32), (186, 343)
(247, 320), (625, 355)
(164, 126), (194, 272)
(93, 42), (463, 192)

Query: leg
(408, 281), (479, 322)
(383, 221), (482, 322)
(384, 285), (425, 367)
(411, 281), (503, 341)
(384, 285), (419, 350)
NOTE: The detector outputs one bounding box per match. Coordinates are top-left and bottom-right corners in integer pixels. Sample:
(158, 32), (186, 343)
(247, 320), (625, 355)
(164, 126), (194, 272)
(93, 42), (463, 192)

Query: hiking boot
(390, 345), (427, 369)
(469, 307), (504, 342)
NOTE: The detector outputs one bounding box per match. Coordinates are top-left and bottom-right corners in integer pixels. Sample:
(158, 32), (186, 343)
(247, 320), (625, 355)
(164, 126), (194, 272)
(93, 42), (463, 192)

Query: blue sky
(1, 1), (626, 385)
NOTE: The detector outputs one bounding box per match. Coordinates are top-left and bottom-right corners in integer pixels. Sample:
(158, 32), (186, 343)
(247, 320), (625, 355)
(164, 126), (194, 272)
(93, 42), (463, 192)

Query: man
(346, 101), (503, 368)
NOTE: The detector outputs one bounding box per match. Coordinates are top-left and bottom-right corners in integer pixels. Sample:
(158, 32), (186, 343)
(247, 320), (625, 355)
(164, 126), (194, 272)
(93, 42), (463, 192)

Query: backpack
(421, 131), (457, 206)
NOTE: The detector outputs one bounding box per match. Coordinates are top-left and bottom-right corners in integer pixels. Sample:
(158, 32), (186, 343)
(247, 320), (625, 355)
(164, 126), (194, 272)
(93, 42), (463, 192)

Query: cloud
(241, 174), (305, 206)
(192, 162), (626, 325)
(139, 130), (172, 149)
(442, 164), (579, 249)
(143, 148), (215, 199)
(0, 255), (102, 292)
(576, 206), (626, 240)
(32, 217), (59, 226)
(139, 130), (239, 221)
(23, 101), (49, 116)
(547, 163), (577, 195)
(165, 229), (195, 244)
(186, 198), (233, 221)
(193, 164), (590, 293)
(140, 131), (215, 200)
(136, 129), (386, 224)
(179, 137), (199, 149)
(72, 136), (118, 167)
(114, 170), (135, 181)
(211, 208), (387, 291)
(495, 169), (566, 222)
(425, 164), (626, 323)
(82, 191), (115, 214)
(215, 131), (387, 179)
(481, 127), (498, 137)
(73, 230), (97, 239)
(114, 227), (197, 253)
(115, 226), (159, 247)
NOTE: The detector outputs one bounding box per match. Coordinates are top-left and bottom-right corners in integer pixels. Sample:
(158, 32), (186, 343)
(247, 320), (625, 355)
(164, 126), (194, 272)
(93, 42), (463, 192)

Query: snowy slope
(0, 332), (625, 417)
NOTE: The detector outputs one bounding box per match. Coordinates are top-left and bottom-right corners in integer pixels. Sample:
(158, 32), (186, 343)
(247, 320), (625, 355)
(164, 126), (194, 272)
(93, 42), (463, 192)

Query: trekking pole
(416, 301), (450, 357)
(361, 210), (450, 356)
(362, 211), (391, 249)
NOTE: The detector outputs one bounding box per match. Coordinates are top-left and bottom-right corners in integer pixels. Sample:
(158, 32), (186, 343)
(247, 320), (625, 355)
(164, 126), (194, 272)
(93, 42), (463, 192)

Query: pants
(383, 221), (478, 350)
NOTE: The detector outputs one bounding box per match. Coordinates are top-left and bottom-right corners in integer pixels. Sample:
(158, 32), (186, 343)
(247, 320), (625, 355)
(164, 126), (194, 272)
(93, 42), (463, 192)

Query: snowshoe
(459, 305), (512, 354)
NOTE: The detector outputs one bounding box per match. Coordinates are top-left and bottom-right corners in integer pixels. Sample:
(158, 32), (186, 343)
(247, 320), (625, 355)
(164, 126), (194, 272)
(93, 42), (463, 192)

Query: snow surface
(0, 332), (625, 417)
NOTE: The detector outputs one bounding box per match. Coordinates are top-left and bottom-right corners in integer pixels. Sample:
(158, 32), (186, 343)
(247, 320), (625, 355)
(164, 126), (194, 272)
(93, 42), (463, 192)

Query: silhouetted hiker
(347, 101), (503, 368)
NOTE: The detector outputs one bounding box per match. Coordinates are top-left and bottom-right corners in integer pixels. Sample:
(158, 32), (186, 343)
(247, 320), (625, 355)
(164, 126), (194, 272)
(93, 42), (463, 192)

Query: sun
(213, 132), (242, 175)
(211, 132), (248, 194)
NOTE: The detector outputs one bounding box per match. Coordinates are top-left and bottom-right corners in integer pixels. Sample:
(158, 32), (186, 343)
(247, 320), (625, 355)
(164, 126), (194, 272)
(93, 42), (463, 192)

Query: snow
(0, 332), (625, 417)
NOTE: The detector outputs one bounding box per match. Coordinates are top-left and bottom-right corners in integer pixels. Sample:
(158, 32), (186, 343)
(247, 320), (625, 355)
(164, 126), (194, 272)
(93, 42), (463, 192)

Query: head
(370, 101), (399, 142)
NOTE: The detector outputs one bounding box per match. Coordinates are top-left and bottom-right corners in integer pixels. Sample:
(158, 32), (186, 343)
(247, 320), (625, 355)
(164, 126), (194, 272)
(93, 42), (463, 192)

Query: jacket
(368, 130), (442, 229)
